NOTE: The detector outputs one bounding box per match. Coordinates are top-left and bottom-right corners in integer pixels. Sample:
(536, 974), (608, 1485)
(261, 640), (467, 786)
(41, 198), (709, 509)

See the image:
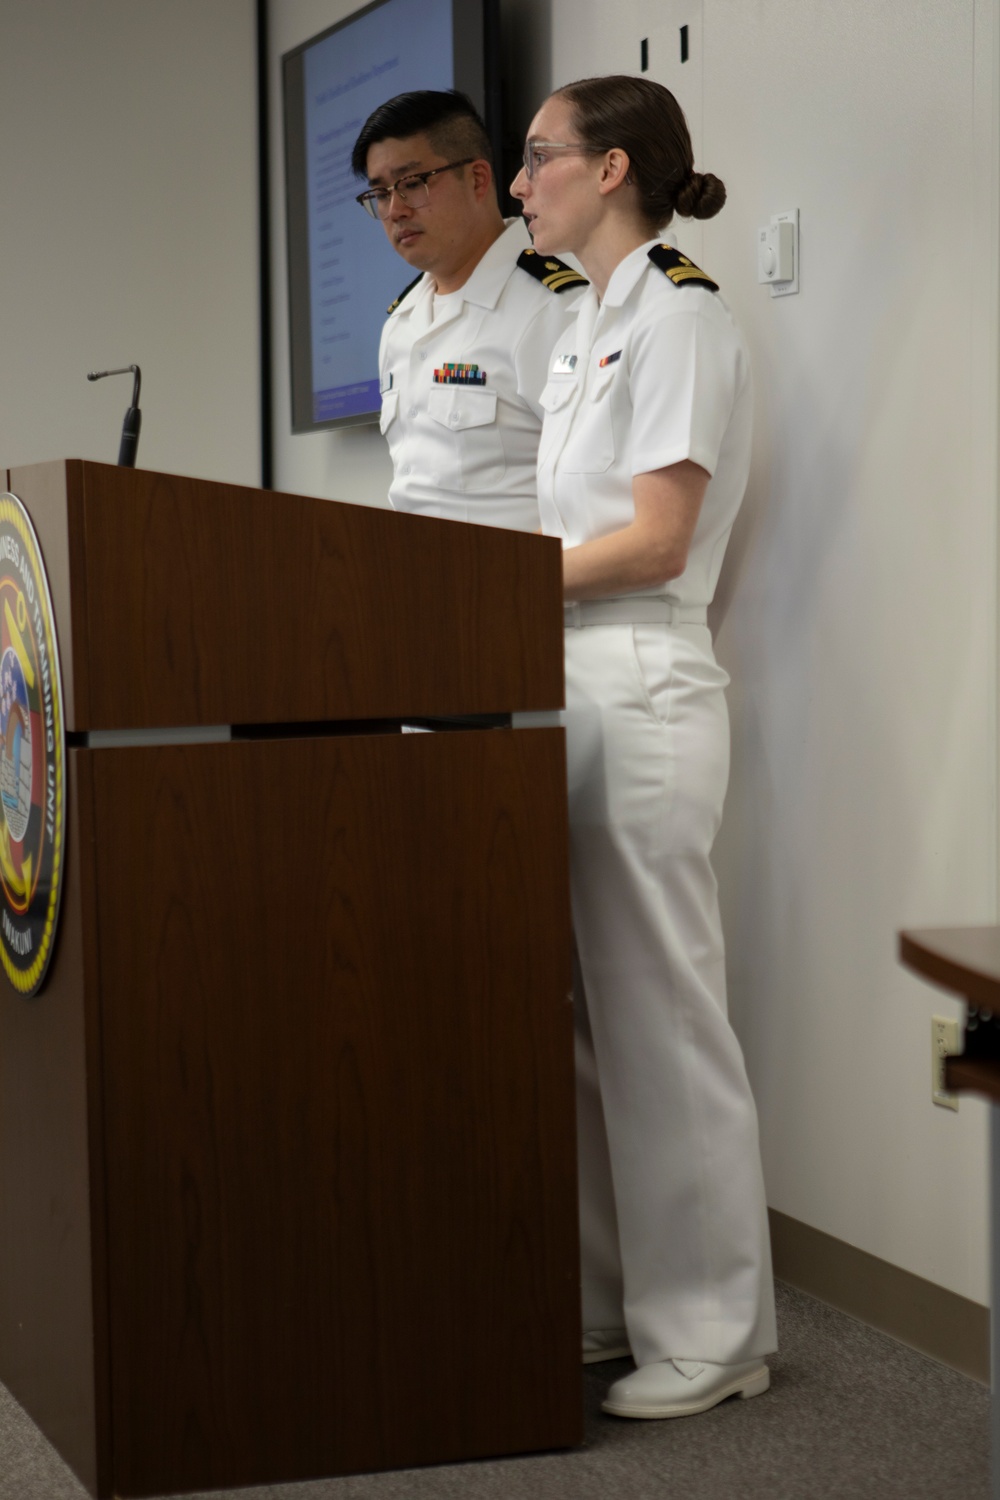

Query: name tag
(551, 353), (578, 374)
(380, 372), (393, 393)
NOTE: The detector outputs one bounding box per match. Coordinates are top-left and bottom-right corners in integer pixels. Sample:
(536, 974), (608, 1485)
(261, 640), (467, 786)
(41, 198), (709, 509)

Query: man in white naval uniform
(351, 91), (586, 529)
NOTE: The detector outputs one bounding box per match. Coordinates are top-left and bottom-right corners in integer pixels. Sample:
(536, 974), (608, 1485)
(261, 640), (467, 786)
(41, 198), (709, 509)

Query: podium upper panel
(4, 461), (564, 731)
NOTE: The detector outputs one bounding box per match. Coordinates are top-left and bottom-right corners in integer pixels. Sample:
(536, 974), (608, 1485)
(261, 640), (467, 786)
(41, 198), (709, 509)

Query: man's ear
(470, 158), (495, 203)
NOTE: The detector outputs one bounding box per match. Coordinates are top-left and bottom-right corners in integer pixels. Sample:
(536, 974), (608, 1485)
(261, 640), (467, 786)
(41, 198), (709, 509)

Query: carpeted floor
(0, 1282), (989, 1500)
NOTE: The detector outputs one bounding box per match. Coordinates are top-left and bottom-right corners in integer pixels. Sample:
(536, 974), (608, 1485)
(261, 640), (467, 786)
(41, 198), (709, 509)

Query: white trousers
(565, 621), (777, 1369)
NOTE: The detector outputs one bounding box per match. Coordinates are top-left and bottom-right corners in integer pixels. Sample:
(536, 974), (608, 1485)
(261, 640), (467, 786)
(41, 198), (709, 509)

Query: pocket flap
(539, 378), (578, 413)
(427, 386), (498, 430)
(587, 368), (616, 401)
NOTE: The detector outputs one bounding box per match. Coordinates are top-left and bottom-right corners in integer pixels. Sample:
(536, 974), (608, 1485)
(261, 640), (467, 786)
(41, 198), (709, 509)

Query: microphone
(87, 365), (142, 467)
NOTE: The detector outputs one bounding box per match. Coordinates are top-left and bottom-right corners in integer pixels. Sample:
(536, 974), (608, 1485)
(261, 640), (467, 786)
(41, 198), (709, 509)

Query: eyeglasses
(356, 158), (476, 219)
(522, 140), (594, 180)
(522, 139), (634, 188)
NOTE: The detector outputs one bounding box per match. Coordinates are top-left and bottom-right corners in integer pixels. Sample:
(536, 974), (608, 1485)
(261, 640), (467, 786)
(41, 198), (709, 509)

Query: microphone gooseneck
(87, 365), (142, 468)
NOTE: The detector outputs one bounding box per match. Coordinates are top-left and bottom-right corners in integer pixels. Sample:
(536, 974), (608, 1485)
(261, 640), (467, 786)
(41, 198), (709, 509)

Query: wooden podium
(0, 461), (581, 1497)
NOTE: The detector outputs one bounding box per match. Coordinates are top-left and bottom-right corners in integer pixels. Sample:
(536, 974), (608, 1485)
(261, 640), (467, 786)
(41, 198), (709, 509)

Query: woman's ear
(598, 149), (632, 196)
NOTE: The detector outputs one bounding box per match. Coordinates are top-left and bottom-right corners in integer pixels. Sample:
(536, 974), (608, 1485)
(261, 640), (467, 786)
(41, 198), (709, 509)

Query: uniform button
(401, 464), (411, 475)
(409, 406), (418, 417)
(449, 412), (460, 425)
(419, 352), (428, 361)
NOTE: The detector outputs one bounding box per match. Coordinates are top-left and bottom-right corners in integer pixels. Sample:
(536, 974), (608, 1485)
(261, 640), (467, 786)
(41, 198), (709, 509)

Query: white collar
(391, 218), (529, 320)
(599, 238), (662, 309)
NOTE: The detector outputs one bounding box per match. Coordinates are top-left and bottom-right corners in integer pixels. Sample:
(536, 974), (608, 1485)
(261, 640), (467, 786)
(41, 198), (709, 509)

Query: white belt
(563, 598), (707, 628)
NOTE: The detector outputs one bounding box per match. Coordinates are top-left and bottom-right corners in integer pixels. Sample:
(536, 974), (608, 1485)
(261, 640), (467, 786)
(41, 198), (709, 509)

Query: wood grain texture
(75, 749), (113, 1499)
(8, 461), (565, 731)
(944, 1056), (1000, 1105)
(899, 926), (1000, 1010)
(0, 750), (108, 1497)
(900, 927), (1000, 1103)
(90, 728), (579, 1495)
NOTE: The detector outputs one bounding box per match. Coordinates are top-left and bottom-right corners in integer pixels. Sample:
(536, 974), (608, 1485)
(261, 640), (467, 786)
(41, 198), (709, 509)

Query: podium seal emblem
(0, 493), (66, 995)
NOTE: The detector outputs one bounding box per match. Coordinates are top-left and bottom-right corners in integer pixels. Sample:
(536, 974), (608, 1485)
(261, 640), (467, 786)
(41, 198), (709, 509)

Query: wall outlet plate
(931, 1015), (960, 1110)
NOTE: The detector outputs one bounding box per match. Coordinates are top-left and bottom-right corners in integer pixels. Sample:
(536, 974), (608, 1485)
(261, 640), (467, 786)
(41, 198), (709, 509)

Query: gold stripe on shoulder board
(666, 266), (717, 284)
(647, 241), (719, 291)
(517, 247), (589, 293)
(386, 272), (422, 315)
(543, 270), (587, 291)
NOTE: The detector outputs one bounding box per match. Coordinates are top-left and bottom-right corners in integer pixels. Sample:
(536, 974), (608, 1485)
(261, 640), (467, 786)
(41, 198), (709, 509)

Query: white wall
(0, 0), (259, 487)
(552, 0), (997, 1305)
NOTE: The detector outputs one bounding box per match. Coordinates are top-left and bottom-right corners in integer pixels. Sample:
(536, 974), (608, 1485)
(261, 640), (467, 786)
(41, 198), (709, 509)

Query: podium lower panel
(0, 752), (106, 1497)
(87, 727), (579, 1496)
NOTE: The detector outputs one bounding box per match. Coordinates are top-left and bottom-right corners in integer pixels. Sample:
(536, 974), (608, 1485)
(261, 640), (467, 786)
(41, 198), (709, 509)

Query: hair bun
(675, 170), (726, 221)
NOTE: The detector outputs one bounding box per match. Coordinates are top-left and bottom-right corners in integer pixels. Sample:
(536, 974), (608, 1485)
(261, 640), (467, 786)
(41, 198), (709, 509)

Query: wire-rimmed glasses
(356, 158), (476, 219)
(522, 140), (594, 180)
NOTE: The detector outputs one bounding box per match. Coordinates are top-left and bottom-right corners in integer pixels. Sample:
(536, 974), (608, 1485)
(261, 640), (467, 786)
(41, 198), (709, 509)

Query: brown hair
(554, 75), (725, 229)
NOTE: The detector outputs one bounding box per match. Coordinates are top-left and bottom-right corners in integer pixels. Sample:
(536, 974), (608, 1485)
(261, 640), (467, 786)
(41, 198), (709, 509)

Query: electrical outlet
(931, 1015), (961, 1110)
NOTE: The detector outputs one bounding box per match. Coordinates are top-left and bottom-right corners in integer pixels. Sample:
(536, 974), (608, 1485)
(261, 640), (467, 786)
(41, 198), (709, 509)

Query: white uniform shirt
(537, 239), (752, 606)
(379, 218), (584, 530)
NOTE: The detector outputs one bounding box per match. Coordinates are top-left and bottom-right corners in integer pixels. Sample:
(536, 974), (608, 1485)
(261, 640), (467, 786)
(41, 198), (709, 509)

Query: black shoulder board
(517, 248), (588, 294)
(647, 244), (719, 291)
(386, 273), (423, 315)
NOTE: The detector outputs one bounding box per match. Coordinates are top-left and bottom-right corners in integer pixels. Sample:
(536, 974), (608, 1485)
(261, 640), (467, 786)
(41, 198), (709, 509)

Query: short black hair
(351, 89), (493, 178)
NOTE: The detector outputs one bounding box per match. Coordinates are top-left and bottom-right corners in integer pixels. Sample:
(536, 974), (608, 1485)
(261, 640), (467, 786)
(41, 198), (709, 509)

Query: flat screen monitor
(283, 0), (500, 433)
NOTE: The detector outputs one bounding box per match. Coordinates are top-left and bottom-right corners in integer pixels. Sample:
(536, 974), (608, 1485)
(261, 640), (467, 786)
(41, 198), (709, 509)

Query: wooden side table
(900, 926), (1000, 1499)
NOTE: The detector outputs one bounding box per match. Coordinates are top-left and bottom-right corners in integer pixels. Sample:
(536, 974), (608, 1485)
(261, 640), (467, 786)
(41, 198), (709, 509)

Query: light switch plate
(757, 209), (799, 296)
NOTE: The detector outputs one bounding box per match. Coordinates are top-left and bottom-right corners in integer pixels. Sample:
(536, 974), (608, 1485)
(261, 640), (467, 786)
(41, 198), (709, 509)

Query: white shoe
(602, 1358), (770, 1419)
(582, 1328), (631, 1364)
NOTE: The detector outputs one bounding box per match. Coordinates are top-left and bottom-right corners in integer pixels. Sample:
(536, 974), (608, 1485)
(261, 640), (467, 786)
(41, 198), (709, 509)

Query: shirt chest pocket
(538, 377), (578, 465)
(426, 386), (505, 492)
(561, 367), (617, 475)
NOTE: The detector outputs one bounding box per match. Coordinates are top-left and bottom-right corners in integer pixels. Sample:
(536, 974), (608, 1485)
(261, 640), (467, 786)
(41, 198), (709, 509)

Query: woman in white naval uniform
(511, 75), (777, 1420)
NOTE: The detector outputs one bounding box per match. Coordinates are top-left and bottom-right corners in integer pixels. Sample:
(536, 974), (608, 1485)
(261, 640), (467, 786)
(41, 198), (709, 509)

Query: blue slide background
(304, 0), (453, 423)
